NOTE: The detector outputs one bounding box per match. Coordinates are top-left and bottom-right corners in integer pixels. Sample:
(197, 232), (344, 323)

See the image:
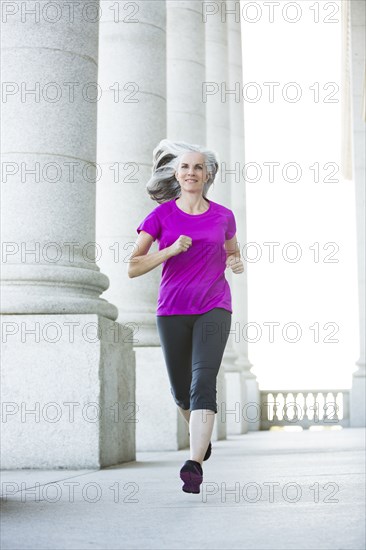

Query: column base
(245, 376), (261, 431)
(223, 371), (249, 435)
(350, 363), (366, 427)
(0, 314), (135, 469)
(135, 347), (188, 451)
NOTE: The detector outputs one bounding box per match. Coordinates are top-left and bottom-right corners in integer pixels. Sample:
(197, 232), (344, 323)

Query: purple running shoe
(180, 460), (203, 494)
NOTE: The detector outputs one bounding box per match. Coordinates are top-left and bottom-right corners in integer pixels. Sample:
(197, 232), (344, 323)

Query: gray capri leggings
(155, 307), (232, 414)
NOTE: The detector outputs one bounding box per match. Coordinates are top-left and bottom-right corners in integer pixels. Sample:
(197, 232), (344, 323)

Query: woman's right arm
(127, 231), (192, 278)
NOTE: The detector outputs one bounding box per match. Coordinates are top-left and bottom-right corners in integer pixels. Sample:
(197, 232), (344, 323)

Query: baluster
(312, 392), (319, 423)
(273, 393), (279, 422)
(264, 392), (273, 423)
(336, 392), (343, 421)
(304, 391), (310, 421)
(297, 392), (304, 422)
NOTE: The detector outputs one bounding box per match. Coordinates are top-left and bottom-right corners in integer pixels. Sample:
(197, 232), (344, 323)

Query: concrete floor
(1, 427), (365, 550)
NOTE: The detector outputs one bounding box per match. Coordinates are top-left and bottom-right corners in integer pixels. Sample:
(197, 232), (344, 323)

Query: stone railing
(259, 389), (350, 429)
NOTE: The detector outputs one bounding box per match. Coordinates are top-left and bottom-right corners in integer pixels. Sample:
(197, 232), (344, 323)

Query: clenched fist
(168, 235), (193, 257)
(226, 254), (244, 274)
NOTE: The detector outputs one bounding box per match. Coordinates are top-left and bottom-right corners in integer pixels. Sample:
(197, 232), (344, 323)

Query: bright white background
(240, 0), (359, 390)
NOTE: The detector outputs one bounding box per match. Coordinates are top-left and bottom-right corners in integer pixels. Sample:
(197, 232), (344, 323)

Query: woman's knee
(170, 387), (190, 410)
(190, 374), (218, 413)
(190, 403), (217, 414)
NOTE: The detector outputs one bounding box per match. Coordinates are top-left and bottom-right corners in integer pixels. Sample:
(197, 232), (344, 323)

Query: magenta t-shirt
(136, 197), (236, 316)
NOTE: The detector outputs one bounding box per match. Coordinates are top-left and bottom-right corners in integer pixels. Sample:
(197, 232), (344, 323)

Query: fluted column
(167, 0), (206, 143)
(226, 4), (259, 433)
(0, 0), (135, 468)
(97, 0), (166, 346)
(205, 3), (239, 441)
(341, 0), (366, 426)
(96, 1), (168, 451)
(1, 1), (117, 320)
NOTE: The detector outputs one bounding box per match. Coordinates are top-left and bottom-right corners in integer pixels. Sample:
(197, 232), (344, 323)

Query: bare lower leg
(189, 409), (215, 466)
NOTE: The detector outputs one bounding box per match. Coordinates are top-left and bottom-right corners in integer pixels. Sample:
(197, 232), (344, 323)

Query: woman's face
(175, 152), (208, 194)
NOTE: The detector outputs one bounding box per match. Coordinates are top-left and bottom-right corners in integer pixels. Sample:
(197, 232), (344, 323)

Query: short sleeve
(136, 209), (161, 242)
(225, 210), (236, 240)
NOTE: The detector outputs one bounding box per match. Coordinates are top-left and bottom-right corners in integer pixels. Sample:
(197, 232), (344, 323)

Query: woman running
(128, 139), (244, 494)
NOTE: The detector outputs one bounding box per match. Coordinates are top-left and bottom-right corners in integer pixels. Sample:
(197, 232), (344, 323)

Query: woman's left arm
(224, 234), (244, 274)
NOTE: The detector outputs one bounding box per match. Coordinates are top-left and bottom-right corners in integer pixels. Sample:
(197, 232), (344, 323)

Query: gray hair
(145, 139), (219, 203)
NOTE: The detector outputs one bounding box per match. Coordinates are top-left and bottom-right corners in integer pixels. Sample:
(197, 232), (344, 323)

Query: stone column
(226, 4), (260, 433)
(97, 0), (165, 346)
(96, 1), (169, 449)
(167, 0), (206, 144)
(1, 0), (135, 467)
(341, 0), (366, 426)
(166, 0), (207, 449)
(205, 2), (239, 441)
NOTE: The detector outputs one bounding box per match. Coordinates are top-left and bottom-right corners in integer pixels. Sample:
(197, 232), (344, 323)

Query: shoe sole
(180, 469), (203, 494)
